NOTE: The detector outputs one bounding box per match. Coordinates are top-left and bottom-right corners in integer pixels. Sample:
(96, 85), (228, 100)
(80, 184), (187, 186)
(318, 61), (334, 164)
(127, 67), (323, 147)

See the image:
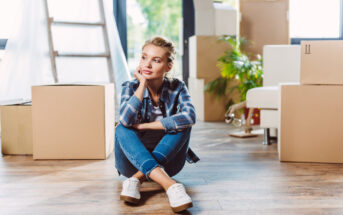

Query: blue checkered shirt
(119, 78), (199, 163)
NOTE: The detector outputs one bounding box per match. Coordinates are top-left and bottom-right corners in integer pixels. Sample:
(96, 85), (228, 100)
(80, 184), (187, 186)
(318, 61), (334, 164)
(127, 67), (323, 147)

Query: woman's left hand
(132, 123), (145, 130)
(132, 121), (165, 130)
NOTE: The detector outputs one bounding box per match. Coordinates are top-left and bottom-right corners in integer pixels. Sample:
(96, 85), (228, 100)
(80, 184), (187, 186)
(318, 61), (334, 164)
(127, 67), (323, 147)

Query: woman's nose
(143, 60), (152, 68)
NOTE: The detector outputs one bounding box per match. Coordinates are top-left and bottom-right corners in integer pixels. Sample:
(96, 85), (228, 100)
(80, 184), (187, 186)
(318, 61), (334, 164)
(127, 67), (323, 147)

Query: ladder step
(50, 19), (104, 26)
(56, 52), (110, 58)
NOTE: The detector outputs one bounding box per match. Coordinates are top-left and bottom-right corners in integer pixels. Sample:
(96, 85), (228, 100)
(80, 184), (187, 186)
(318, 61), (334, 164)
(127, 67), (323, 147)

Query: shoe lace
(172, 184), (187, 199)
(126, 179), (139, 191)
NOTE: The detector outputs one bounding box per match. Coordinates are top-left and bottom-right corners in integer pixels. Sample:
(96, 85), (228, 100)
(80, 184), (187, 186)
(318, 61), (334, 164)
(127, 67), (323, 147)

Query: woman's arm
(133, 70), (147, 101)
(160, 82), (196, 133)
(133, 120), (164, 130)
(132, 81), (196, 132)
(119, 69), (147, 127)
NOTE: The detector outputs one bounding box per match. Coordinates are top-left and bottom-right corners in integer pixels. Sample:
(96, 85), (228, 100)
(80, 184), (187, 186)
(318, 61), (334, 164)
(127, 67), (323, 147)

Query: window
(290, 0), (342, 43)
(0, 0), (20, 50)
(127, 0), (182, 79)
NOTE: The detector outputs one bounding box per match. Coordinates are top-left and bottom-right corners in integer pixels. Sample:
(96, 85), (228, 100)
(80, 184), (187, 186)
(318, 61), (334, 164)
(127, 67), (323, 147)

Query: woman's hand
(133, 67), (147, 85)
(132, 123), (145, 130)
(133, 67), (147, 101)
(133, 121), (165, 130)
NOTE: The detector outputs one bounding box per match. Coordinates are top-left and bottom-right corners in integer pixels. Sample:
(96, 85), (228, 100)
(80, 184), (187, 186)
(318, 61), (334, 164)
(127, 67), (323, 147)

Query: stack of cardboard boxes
(1, 83), (115, 160)
(189, 1), (239, 122)
(279, 41), (343, 163)
(188, 36), (240, 121)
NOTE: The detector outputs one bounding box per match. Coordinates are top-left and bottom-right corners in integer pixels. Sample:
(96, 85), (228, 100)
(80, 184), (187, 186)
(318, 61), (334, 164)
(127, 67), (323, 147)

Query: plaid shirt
(119, 77), (199, 163)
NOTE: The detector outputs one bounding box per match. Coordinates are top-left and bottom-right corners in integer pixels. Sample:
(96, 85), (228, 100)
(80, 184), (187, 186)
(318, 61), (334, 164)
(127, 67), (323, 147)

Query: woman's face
(139, 44), (172, 80)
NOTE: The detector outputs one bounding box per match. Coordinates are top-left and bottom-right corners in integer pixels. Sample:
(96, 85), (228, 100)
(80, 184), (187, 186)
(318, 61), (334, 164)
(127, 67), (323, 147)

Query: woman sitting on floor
(114, 36), (199, 212)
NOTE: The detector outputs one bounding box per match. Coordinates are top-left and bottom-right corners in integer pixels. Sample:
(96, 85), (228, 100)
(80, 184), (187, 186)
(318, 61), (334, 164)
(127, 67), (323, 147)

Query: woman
(114, 36), (199, 212)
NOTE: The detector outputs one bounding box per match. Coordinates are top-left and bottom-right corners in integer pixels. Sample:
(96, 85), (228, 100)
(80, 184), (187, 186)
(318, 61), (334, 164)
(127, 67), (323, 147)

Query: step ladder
(43, 0), (114, 84)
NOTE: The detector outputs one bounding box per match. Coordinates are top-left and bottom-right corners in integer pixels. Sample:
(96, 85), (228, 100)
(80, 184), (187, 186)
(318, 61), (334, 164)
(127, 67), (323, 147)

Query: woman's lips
(142, 70), (152, 75)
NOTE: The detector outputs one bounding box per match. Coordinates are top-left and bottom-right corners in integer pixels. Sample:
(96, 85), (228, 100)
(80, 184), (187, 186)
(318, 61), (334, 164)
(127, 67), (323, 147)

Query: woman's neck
(147, 77), (164, 97)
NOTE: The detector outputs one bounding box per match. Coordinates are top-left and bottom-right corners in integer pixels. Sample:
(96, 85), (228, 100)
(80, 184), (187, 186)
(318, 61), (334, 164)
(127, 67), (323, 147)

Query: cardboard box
(32, 83), (114, 160)
(193, 1), (238, 36)
(189, 35), (232, 80)
(214, 4), (238, 36)
(300, 40), (343, 85)
(240, 0), (289, 55)
(1, 104), (33, 155)
(279, 84), (343, 163)
(188, 77), (240, 121)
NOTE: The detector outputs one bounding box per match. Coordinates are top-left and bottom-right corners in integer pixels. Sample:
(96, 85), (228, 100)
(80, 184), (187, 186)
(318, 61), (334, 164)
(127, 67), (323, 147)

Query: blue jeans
(114, 124), (191, 180)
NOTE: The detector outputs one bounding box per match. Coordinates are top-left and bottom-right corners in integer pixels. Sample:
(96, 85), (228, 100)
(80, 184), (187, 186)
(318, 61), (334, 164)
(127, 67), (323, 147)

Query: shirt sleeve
(119, 82), (143, 127)
(160, 82), (196, 133)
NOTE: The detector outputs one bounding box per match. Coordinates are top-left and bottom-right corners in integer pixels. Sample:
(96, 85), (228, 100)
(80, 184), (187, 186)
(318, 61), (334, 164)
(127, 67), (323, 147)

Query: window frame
(0, 39), (7, 50)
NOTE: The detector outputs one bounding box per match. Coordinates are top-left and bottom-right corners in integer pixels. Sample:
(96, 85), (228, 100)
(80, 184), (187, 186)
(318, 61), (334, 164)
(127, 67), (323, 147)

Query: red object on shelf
(244, 107), (260, 125)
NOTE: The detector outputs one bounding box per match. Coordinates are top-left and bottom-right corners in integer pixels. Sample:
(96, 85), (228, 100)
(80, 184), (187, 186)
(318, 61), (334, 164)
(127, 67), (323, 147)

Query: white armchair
(246, 45), (301, 144)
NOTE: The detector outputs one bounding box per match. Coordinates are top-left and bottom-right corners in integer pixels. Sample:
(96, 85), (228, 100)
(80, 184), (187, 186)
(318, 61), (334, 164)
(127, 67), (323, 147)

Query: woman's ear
(166, 62), (173, 72)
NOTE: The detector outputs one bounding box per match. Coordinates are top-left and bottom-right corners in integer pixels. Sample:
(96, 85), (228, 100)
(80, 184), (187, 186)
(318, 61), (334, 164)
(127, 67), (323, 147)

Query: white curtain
(0, 0), (131, 114)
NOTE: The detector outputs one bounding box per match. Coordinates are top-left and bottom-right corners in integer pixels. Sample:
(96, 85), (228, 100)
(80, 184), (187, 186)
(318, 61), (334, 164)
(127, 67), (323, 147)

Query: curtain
(0, 0), (131, 117)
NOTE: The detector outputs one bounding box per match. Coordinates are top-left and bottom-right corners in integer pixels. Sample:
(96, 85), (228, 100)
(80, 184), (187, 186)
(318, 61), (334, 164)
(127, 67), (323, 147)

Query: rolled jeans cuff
(140, 159), (160, 181)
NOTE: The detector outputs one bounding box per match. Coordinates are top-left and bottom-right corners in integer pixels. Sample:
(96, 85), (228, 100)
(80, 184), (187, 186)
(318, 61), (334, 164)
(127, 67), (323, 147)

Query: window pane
(290, 0), (340, 38)
(0, 0), (21, 38)
(127, 0), (182, 79)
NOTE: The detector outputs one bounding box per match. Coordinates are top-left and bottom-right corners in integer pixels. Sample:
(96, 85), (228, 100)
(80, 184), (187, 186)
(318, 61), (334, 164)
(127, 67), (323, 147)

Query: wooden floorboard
(1, 122), (343, 214)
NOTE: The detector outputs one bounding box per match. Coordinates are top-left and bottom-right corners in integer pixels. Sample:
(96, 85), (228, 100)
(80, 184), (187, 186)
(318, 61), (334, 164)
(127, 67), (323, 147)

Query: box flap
(32, 82), (113, 87)
(0, 99), (32, 106)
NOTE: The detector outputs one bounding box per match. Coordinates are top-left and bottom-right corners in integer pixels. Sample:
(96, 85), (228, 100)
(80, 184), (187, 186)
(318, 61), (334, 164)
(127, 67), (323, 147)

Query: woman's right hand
(133, 67), (147, 84)
(133, 67), (147, 101)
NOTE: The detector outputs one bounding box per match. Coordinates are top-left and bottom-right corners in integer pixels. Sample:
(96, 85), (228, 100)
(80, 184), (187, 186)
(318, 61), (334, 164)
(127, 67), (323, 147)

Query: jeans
(114, 124), (192, 180)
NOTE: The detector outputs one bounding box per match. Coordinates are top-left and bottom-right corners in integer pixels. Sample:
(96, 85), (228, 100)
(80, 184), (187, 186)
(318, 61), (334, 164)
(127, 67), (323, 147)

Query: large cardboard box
(1, 104), (33, 155)
(279, 84), (343, 163)
(240, 0), (289, 56)
(300, 40), (343, 85)
(32, 83), (114, 160)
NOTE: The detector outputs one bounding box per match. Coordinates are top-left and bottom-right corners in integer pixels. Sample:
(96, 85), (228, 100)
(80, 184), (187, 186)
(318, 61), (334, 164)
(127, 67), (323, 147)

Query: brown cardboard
(279, 84), (343, 163)
(300, 40), (343, 85)
(32, 84), (114, 160)
(189, 35), (232, 80)
(189, 77), (240, 121)
(240, 0), (289, 56)
(1, 105), (33, 155)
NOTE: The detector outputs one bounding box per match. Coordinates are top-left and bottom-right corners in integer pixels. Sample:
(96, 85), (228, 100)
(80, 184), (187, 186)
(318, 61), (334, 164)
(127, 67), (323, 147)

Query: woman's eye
(154, 59), (160, 63)
(141, 56), (146, 60)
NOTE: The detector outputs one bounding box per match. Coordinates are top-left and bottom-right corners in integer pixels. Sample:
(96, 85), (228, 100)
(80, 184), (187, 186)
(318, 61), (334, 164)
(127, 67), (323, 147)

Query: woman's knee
(115, 124), (136, 139)
(115, 123), (128, 134)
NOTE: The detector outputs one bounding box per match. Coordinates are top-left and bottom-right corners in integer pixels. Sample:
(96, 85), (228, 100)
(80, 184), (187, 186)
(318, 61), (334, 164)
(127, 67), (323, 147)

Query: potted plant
(205, 35), (263, 124)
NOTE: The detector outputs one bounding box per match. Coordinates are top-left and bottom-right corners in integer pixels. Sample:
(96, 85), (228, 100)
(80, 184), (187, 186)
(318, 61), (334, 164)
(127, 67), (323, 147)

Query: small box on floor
(1, 102), (33, 155)
(279, 84), (343, 163)
(300, 40), (343, 85)
(32, 83), (115, 160)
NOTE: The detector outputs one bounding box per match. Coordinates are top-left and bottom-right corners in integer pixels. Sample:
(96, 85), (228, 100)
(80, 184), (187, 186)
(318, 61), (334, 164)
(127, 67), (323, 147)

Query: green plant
(205, 35), (263, 108)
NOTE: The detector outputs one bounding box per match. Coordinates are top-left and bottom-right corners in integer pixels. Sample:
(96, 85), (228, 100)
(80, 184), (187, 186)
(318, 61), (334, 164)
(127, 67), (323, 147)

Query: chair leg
(263, 128), (271, 145)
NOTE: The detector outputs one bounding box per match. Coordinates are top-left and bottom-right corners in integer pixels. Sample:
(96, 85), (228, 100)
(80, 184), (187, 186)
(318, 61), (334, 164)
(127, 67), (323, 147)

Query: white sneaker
(166, 183), (193, 212)
(120, 177), (141, 204)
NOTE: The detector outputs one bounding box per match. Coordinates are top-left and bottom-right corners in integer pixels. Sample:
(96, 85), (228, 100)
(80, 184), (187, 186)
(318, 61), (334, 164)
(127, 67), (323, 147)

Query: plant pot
(244, 107), (260, 125)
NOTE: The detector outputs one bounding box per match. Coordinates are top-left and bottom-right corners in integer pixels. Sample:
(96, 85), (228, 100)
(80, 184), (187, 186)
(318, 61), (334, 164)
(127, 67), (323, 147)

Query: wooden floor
(2, 122), (343, 215)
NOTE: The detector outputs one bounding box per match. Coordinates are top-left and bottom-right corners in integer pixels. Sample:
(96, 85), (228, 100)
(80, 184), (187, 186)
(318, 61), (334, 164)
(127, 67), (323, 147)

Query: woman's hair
(142, 36), (176, 64)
